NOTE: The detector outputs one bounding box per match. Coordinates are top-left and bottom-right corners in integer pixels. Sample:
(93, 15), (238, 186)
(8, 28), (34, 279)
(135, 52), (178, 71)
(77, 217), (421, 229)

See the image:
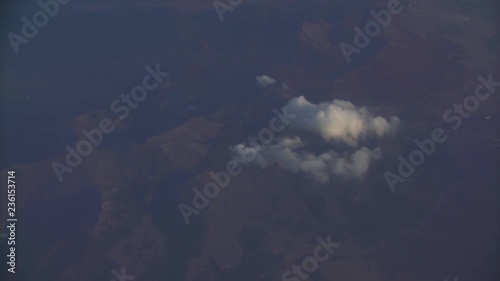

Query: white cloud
(283, 96), (400, 146)
(230, 95), (399, 183)
(256, 75), (277, 87)
(231, 137), (382, 182)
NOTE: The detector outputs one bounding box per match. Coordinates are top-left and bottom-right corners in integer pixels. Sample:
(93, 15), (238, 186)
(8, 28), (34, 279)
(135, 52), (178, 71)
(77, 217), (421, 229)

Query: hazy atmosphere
(0, 0), (499, 281)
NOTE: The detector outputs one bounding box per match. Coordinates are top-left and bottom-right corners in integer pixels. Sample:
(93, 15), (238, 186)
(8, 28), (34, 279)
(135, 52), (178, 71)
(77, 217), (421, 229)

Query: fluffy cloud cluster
(231, 96), (400, 182)
(231, 137), (382, 182)
(256, 75), (277, 87)
(284, 96), (400, 146)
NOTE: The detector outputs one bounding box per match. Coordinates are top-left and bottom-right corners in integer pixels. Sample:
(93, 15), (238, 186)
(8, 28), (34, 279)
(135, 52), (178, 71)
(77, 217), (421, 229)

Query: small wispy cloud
(256, 75), (277, 87)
